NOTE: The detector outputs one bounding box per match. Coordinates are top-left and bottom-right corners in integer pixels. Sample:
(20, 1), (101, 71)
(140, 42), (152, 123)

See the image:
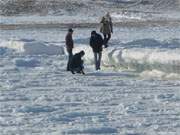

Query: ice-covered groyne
(75, 46), (180, 74)
(74, 43), (180, 78)
(0, 39), (180, 78)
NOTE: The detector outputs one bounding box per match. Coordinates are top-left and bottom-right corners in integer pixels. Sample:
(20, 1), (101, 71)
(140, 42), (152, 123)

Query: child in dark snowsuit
(69, 50), (85, 75)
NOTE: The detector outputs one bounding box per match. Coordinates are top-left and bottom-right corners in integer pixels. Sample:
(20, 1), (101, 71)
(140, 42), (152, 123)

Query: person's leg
(76, 67), (85, 74)
(103, 34), (108, 46)
(80, 60), (84, 70)
(71, 70), (75, 74)
(76, 60), (84, 73)
(80, 60), (85, 74)
(103, 34), (107, 41)
(67, 49), (73, 71)
(107, 33), (111, 42)
(74, 67), (81, 73)
(94, 52), (98, 70)
(80, 70), (85, 75)
(97, 52), (102, 70)
(103, 34), (109, 48)
(72, 66), (85, 75)
(106, 33), (111, 45)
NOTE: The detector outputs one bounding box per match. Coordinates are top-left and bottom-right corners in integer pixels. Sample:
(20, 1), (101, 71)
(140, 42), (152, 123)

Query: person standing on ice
(65, 28), (74, 71)
(69, 50), (85, 75)
(100, 12), (113, 48)
(90, 31), (104, 70)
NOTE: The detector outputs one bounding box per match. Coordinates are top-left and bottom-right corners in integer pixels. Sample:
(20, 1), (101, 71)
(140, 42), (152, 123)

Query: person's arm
(70, 35), (74, 48)
(66, 34), (74, 49)
(99, 35), (104, 46)
(100, 17), (105, 23)
(90, 37), (93, 47)
(110, 17), (113, 33)
(65, 35), (68, 46)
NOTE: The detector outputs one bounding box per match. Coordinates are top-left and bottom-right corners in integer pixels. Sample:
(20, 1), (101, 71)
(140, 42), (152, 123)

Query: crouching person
(69, 50), (85, 75)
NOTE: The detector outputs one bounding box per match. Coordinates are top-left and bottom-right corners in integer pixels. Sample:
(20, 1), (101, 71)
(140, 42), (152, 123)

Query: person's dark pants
(94, 52), (102, 70)
(67, 49), (73, 71)
(103, 33), (111, 47)
(71, 61), (84, 74)
(72, 66), (83, 73)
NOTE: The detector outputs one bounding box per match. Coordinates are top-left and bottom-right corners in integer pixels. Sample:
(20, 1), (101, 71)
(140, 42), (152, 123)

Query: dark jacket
(70, 52), (83, 70)
(90, 33), (104, 53)
(65, 33), (74, 50)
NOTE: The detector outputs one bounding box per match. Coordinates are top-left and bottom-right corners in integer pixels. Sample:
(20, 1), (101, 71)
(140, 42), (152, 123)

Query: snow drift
(75, 46), (180, 73)
(74, 40), (180, 77)
(15, 59), (40, 67)
(0, 40), (64, 55)
(0, 39), (180, 78)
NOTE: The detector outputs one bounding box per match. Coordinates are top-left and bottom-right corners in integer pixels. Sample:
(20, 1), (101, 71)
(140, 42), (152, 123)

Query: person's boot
(103, 39), (108, 48)
(71, 70), (75, 74)
(81, 70), (85, 75)
(76, 71), (81, 73)
(104, 42), (108, 48)
(104, 44), (108, 48)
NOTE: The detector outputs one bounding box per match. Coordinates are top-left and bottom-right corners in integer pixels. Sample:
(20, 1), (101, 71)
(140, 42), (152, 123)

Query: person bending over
(69, 50), (85, 75)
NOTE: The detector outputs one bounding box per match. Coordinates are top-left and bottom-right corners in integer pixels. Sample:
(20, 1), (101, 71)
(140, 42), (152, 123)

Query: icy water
(0, 24), (180, 135)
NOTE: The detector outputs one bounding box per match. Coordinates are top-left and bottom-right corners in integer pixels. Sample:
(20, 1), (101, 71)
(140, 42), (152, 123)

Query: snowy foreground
(0, 55), (180, 135)
(0, 26), (180, 135)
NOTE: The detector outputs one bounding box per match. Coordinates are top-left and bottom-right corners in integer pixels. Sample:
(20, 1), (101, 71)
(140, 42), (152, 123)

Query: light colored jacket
(100, 16), (113, 34)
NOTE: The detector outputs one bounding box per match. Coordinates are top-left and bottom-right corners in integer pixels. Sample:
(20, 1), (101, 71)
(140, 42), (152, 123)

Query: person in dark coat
(90, 31), (104, 70)
(69, 50), (85, 75)
(100, 12), (113, 48)
(65, 28), (74, 71)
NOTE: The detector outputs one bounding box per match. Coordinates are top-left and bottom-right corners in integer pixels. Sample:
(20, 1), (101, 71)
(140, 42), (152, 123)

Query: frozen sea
(0, 23), (180, 135)
(0, 1), (180, 134)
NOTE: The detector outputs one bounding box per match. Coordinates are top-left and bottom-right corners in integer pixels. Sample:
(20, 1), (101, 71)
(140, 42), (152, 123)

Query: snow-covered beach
(0, 0), (180, 134)
(1, 25), (180, 135)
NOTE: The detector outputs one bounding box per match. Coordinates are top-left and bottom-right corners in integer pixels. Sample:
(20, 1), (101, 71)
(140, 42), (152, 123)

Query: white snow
(0, 15), (98, 25)
(0, 40), (64, 55)
(15, 59), (40, 67)
(0, 20), (180, 135)
(0, 60), (180, 134)
(1, 39), (180, 77)
(73, 45), (180, 78)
